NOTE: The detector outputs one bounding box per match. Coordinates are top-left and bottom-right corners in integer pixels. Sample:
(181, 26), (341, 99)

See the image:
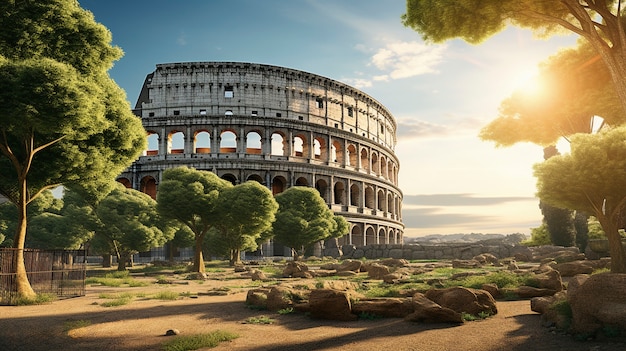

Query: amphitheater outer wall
(118, 62), (404, 249)
(339, 243), (533, 261)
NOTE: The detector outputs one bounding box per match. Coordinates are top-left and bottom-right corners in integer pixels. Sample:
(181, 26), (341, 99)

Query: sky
(79, 0), (579, 238)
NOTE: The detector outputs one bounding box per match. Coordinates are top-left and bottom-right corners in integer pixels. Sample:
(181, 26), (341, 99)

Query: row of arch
(144, 127), (399, 184)
(338, 224), (402, 246)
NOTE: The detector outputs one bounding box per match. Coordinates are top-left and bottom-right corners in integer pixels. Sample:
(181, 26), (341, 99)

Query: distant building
(118, 62), (403, 257)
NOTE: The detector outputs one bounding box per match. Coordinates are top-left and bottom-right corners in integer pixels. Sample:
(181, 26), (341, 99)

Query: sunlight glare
(512, 66), (543, 96)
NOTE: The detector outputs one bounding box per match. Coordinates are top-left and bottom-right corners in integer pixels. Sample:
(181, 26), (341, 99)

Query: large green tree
(210, 181), (278, 266)
(272, 187), (349, 261)
(0, 0), (145, 298)
(156, 167), (232, 273)
(402, 0), (626, 115)
(534, 126), (626, 272)
(97, 185), (173, 271)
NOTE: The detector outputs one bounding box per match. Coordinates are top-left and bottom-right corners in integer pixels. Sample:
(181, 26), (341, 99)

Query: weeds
(161, 330), (238, 351)
(13, 293), (56, 305)
(63, 320), (92, 332)
(277, 307), (294, 315)
(244, 315), (275, 324)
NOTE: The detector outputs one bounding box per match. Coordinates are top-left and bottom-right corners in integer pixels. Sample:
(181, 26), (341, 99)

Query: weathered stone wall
(339, 243), (532, 261)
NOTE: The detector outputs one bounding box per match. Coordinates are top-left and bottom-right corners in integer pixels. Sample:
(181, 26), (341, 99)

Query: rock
(233, 265), (247, 273)
(266, 286), (297, 311)
(308, 289), (357, 321)
(250, 269), (268, 281)
(481, 283), (500, 299)
(282, 261), (309, 277)
(186, 272), (207, 280)
(352, 298), (414, 318)
(336, 260), (362, 273)
(379, 258), (410, 267)
(365, 263), (391, 279)
(534, 268), (564, 292)
(382, 272), (408, 284)
(451, 259), (481, 268)
(553, 260), (594, 277)
(566, 274), (589, 299)
(568, 273), (626, 335)
(530, 291), (567, 315)
(510, 286), (559, 298)
(319, 262), (338, 270)
(336, 270), (358, 277)
(165, 329), (180, 336)
(405, 293), (463, 324)
(424, 287), (497, 316)
(473, 253), (499, 266)
(317, 280), (360, 291)
(245, 288), (271, 309)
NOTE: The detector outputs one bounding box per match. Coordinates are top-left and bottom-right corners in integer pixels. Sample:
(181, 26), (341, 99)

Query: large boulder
(568, 273), (626, 335)
(282, 261), (312, 278)
(534, 268), (564, 292)
(246, 288), (271, 309)
(336, 260), (363, 273)
(379, 258), (410, 267)
(352, 298), (414, 318)
(364, 263), (391, 279)
(553, 260), (594, 277)
(405, 293), (463, 324)
(308, 289), (357, 321)
(424, 287), (497, 316)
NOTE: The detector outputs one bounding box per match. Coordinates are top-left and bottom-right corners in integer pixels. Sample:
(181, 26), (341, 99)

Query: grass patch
(63, 319), (92, 332)
(461, 311), (493, 321)
(13, 293), (56, 305)
(97, 292), (136, 307)
(444, 271), (538, 290)
(151, 291), (180, 300)
(86, 270), (149, 287)
(244, 315), (275, 324)
(277, 307), (294, 315)
(161, 330), (239, 351)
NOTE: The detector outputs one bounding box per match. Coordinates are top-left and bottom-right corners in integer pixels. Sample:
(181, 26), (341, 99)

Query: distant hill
(404, 233), (526, 245)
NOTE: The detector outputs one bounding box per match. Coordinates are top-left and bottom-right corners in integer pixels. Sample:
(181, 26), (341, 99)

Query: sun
(511, 66), (544, 96)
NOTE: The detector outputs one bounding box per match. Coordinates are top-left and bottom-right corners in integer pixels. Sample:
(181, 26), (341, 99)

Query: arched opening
(365, 226), (376, 245)
(350, 184), (360, 207)
(387, 193), (394, 215)
(371, 153), (379, 175)
(360, 148), (369, 172)
(352, 225), (364, 247)
(379, 228), (388, 244)
(117, 178), (131, 188)
(271, 133), (285, 156)
(225, 110), (234, 116)
(168, 131), (184, 154)
(333, 181), (345, 205)
(347, 144), (357, 167)
(140, 176), (157, 200)
(293, 136), (305, 157)
(388, 160), (394, 181)
(146, 132), (159, 156)
(220, 131), (237, 153)
(246, 131), (262, 155)
(194, 130), (211, 153)
(295, 177), (308, 186)
(246, 174), (264, 184)
(221, 173), (237, 185)
(272, 176), (287, 195)
(313, 139), (322, 159)
(380, 156), (387, 179)
(377, 189), (385, 211)
(315, 179), (329, 202)
(365, 186), (375, 209)
(331, 140), (343, 164)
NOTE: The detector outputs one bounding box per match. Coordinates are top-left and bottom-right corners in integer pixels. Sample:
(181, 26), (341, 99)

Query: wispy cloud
(403, 194), (536, 207)
(396, 119), (450, 139)
(370, 41), (446, 80)
(177, 32), (187, 46)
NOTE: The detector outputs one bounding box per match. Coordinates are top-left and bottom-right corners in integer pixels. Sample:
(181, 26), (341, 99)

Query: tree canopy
(156, 167), (232, 273)
(0, 0), (146, 298)
(534, 125), (626, 272)
(209, 181), (278, 266)
(403, 0), (626, 118)
(479, 40), (623, 147)
(272, 187), (349, 260)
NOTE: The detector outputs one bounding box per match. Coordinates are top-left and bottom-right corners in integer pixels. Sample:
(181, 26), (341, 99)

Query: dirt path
(1, 277), (625, 351)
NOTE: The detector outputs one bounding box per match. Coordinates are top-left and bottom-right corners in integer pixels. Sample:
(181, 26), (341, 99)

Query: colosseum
(117, 61), (403, 257)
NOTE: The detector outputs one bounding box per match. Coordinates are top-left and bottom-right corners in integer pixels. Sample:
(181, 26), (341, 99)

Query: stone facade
(118, 62), (404, 254)
(341, 243), (531, 261)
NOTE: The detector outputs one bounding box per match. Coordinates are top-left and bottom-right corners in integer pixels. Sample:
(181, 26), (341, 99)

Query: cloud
(395, 119), (450, 139)
(177, 32), (187, 46)
(401, 207), (494, 228)
(371, 41), (446, 80)
(403, 194), (536, 207)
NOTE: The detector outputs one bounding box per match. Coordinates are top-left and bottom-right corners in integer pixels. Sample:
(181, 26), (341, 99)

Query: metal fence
(0, 248), (86, 305)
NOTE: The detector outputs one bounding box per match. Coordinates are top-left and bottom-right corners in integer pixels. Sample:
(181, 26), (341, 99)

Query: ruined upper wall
(135, 62), (398, 150)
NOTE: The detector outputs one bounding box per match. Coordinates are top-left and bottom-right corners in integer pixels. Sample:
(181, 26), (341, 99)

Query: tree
(540, 204), (576, 246)
(402, 0), (626, 115)
(534, 125), (626, 272)
(96, 185), (173, 271)
(211, 181), (278, 266)
(156, 167), (232, 273)
(272, 187), (349, 260)
(0, 0), (145, 298)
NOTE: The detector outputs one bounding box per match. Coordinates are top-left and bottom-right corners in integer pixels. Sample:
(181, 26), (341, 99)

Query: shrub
(161, 330), (238, 351)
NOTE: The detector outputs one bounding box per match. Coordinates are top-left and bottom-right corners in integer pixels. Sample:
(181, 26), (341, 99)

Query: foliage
(161, 330), (239, 351)
(573, 211), (590, 251)
(535, 126), (626, 272)
(444, 271), (538, 289)
(157, 167), (232, 273)
(277, 307), (294, 315)
(540, 202), (576, 247)
(522, 224), (552, 246)
(63, 320), (92, 332)
(462, 311), (493, 321)
(96, 184), (174, 271)
(85, 271), (149, 287)
(209, 181), (278, 266)
(151, 291), (181, 301)
(0, 0), (146, 298)
(13, 293), (56, 306)
(244, 316), (275, 324)
(271, 187), (349, 260)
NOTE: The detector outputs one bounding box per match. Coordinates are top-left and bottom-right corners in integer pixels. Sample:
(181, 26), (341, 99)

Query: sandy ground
(1, 272), (626, 351)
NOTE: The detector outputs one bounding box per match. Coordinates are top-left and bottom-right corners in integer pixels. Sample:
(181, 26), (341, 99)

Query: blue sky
(80, 0), (579, 237)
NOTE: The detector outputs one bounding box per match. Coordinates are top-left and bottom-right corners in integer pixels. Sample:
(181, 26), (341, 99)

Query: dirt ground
(1, 271), (626, 351)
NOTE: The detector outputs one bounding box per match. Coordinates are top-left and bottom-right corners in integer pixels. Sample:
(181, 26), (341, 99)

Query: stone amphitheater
(118, 62), (403, 257)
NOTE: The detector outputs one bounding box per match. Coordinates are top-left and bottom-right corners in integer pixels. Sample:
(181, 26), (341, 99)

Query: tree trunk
(192, 234), (205, 273)
(229, 248), (241, 266)
(12, 177), (36, 299)
(101, 254), (112, 267)
(117, 252), (129, 271)
(597, 216), (626, 273)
